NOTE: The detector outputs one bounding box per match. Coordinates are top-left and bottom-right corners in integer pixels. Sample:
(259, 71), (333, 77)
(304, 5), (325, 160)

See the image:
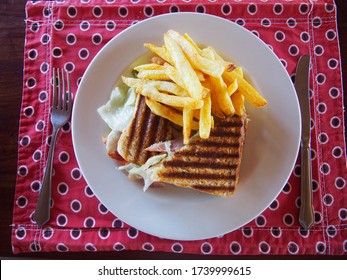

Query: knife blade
(295, 54), (314, 230)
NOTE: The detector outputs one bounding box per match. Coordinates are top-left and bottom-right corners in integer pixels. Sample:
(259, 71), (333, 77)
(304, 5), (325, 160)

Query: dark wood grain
(0, 0), (346, 259)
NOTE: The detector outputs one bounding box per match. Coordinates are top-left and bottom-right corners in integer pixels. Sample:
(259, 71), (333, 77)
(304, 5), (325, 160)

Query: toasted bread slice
(151, 114), (248, 197)
(117, 94), (173, 165)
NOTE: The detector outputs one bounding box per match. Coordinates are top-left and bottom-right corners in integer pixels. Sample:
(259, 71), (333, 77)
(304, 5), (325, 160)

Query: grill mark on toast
(138, 110), (159, 164)
(190, 139), (240, 148)
(120, 95), (173, 164)
(147, 114), (162, 160)
(217, 120), (243, 127)
(176, 150), (240, 158)
(136, 99), (152, 163)
(163, 160), (238, 169)
(191, 186), (235, 193)
(126, 96), (144, 154)
(130, 97), (148, 161)
(153, 114), (248, 197)
(160, 171), (236, 180)
(210, 130), (241, 137)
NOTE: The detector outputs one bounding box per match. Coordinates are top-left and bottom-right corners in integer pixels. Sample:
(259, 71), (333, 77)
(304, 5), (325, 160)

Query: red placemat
(12, 0), (346, 255)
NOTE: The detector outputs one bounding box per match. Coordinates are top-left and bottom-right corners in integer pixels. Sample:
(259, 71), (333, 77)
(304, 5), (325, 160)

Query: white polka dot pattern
(12, 0), (346, 256)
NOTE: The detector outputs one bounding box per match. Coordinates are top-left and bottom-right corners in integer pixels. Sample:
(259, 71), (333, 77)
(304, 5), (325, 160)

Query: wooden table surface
(1, 0), (346, 259)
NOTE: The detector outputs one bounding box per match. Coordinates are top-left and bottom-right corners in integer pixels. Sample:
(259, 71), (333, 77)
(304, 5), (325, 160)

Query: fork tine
(57, 68), (62, 109)
(61, 69), (66, 111)
(66, 71), (72, 112)
(60, 69), (65, 110)
(52, 68), (57, 109)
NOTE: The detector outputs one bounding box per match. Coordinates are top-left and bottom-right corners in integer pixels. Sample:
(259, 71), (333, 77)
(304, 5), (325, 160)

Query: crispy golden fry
(233, 66), (243, 77)
(211, 115), (215, 128)
(174, 107), (200, 120)
(231, 90), (245, 116)
(122, 76), (189, 97)
(162, 63), (185, 89)
(223, 70), (267, 108)
(202, 78), (224, 119)
(162, 63), (205, 93)
(144, 43), (173, 65)
(145, 98), (199, 130)
(210, 76), (235, 116)
(164, 34), (204, 100)
(184, 33), (202, 54)
(227, 79), (238, 96)
(134, 63), (164, 72)
(204, 46), (233, 69)
(149, 81), (187, 97)
(201, 47), (215, 60)
(199, 92), (212, 139)
(122, 76), (140, 87)
(183, 107), (193, 144)
(122, 30), (268, 144)
(195, 70), (206, 82)
(137, 69), (171, 80)
(167, 30), (224, 77)
(138, 84), (203, 109)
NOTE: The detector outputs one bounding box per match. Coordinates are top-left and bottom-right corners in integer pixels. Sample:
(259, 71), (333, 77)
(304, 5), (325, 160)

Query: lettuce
(119, 154), (167, 191)
(97, 84), (136, 132)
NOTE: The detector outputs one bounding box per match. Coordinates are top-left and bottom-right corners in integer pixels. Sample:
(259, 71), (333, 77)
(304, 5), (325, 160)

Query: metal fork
(33, 68), (72, 226)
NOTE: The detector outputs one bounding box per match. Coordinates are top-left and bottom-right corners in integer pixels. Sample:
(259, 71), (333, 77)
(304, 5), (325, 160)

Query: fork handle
(33, 127), (59, 226)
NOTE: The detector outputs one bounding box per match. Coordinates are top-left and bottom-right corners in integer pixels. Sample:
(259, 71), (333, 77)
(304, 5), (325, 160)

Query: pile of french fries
(122, 29), (267, 144)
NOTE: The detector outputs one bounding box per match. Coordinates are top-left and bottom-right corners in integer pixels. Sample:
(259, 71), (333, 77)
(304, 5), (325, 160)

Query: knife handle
(299, 144), (314, 230)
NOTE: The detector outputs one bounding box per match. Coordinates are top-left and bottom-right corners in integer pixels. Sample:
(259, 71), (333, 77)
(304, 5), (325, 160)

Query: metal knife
(295, 54), (314, 230)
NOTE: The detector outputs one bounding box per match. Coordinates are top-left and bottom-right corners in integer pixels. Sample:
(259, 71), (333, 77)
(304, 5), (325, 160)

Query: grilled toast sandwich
(117, 94), (173, 165)
(150, 114), (248, 197)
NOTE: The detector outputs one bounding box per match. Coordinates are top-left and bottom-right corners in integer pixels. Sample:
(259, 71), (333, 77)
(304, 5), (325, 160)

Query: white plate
(72, 13), (300, 240)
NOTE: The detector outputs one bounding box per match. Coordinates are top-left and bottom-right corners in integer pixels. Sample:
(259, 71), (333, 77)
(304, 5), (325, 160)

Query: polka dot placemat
(12, 0), (346, 255)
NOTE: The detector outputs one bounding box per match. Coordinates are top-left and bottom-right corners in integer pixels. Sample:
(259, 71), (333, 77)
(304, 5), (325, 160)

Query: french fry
(231, 90), (245, 116)
(227, 79), (238, 96)
(223, 70), (267, 108)
(183, 107), (193, 144)
(210, 76), (235, 116)
(199, 92), (212, 139)
(134, 63), (164, 72)
(164, 33), (204, 100)
(201, 47), (215, 60)
(167, 30), (225, 77)
(123, 77), (189, 97)
(174, 107), (201, 120)
(137, 69), (171, 80)
(145, 98), (199, 130)
(149, 81), (188, 97)
(121, 30), (268, 145)
(233, 67), (243, 77)
(184, 33), (202, 54)
(162, 63), (186, 89)
(203, 78), (224, 118)
(195, 70), (206, 82)
(122, 76), (140, 87)
(204, 46), (233, 69)
(138, 84), (203, 109)
(144, 43), (173, 65)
